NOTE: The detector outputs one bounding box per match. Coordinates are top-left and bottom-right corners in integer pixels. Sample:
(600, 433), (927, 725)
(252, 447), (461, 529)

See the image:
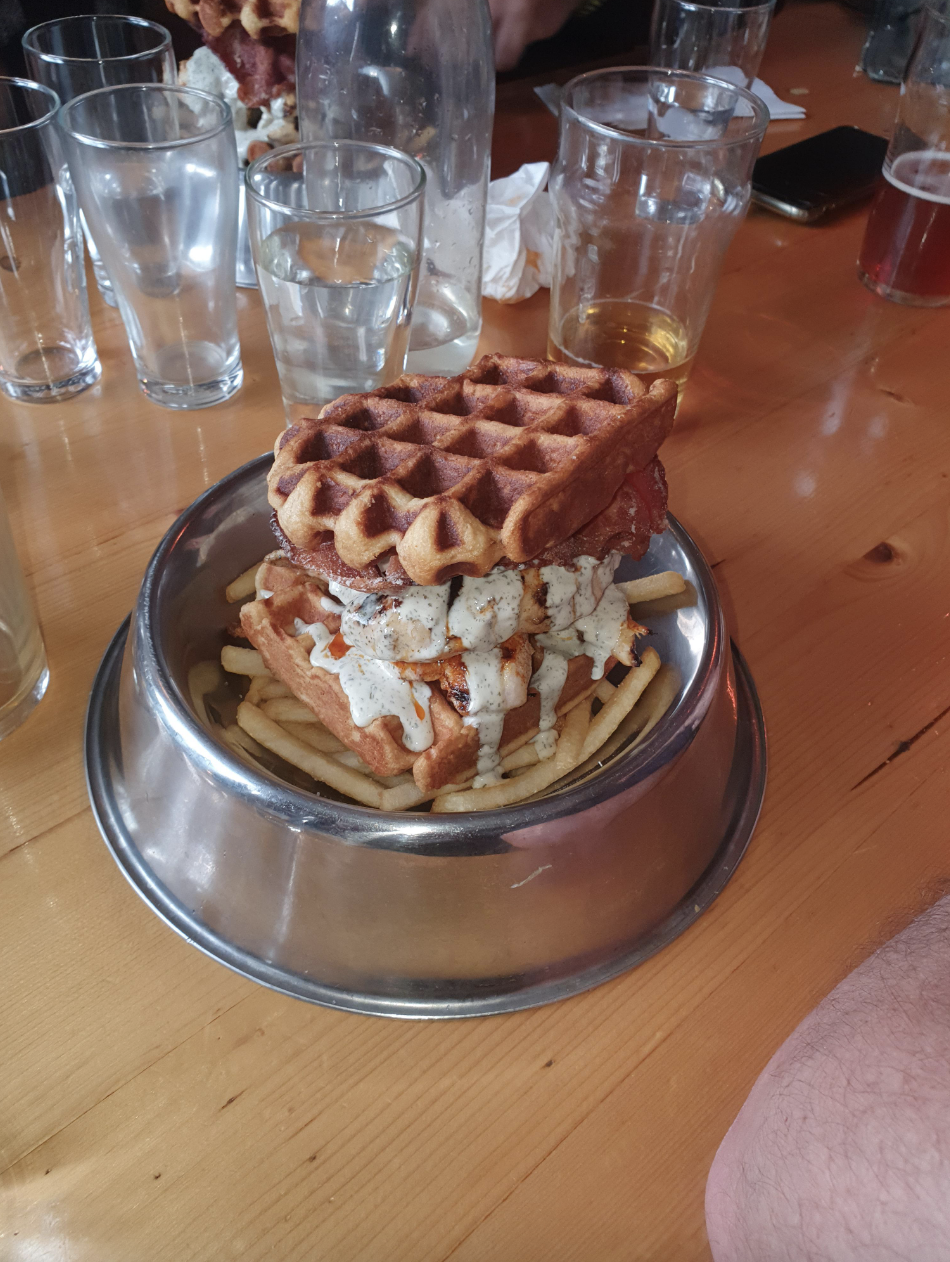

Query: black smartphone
(751, 126), (889, 222)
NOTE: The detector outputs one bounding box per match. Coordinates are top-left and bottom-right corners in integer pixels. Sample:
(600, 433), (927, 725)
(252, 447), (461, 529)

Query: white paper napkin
(703, 66), (807, 119)
(482, 161), (556, 302)
(750, 77), (807, 120)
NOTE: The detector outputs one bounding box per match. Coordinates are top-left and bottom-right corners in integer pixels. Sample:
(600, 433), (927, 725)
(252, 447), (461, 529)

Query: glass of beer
(0, 483), (48, 740)
(858, 3), (950, 306)
(547, 68), (768, 401)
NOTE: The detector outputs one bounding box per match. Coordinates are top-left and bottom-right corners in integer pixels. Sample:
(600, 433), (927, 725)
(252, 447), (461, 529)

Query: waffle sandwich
(229, 355), (678, 807)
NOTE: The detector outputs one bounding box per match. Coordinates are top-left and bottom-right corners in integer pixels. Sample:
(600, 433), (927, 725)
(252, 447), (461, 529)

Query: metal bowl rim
(135, 453), (726, 841)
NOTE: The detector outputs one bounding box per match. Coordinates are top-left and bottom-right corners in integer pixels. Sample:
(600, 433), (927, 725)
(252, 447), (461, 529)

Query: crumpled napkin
(482, 161), (556, 302)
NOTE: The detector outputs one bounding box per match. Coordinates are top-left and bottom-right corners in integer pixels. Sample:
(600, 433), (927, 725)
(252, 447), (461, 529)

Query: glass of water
(547, 68), (768, 402)
(245, 141), (425, 421)
(23, 15), (176, 308)
(650, 0), (776, 89)
(0, 481), (48, 741)
(0, 78), (100, 404)
(59, 84), (243, 410)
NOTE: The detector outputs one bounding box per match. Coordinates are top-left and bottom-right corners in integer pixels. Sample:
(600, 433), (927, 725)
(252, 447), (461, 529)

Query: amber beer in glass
(857, 4), (950, 306)
(547, 69), (767, 404)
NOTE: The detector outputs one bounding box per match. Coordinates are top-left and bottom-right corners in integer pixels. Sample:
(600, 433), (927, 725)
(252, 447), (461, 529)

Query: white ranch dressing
(292, 618), (434, 752)
(448, 570), (523, 652)
(299, 555), (631, 767)
(459, 646), (531, 787)
(325, 555), (621, 663)
(541, 553), (619, 631)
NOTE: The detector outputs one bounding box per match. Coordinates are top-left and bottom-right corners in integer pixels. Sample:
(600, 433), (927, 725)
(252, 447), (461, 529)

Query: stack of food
(205, 354), (685, 812)
(164, 0), (298, 166)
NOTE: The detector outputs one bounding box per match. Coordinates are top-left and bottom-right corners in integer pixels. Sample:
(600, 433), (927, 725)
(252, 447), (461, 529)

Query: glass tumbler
(547, 68), (768, 400)
(0, 482), (48, 740)
(0, 78), (100, 404)
(23, 15), (176, 308)
(650, 0), (776, 89)
(246, 141), (425, 421)
(60, 85), (243, 410)
(858, 2), (950, 305)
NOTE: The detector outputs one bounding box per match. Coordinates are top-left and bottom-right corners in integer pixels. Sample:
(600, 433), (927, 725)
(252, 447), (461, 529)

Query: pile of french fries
(187, 566), (688, 814)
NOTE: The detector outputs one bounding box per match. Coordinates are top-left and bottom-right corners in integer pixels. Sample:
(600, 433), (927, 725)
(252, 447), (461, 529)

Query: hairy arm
(706, 893), (950, 1262)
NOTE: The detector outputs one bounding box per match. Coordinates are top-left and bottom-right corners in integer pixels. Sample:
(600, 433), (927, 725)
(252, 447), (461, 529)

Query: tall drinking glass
(60, 85), (243, 410)
(650, 0), (776, 89)
(858, 2), (950, 305)
(547, 68), (768, 401)
(246, 141), (425, 421)
(0, 482), (49, 740)
(23, 15), (176, 308)
(0, 78), (100, 403)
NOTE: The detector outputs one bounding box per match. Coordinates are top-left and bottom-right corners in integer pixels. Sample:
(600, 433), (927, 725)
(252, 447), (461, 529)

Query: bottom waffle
(198, 557), (691, 812)
(240, 583), (602, 793)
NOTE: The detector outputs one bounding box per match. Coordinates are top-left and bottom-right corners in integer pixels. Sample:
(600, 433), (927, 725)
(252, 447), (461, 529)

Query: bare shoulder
(706, 894), (950, 1262)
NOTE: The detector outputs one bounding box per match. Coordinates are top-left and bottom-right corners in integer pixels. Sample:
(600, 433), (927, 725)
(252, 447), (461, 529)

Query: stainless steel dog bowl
(85, 454), (766, 1018)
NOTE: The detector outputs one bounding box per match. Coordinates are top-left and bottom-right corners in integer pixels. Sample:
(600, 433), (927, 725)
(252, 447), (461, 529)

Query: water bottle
(297, 0), (494, 375)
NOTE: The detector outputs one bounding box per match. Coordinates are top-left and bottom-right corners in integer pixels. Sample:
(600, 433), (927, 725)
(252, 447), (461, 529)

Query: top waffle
(268, 355), (677, 587)
(164, 0), (298, 38)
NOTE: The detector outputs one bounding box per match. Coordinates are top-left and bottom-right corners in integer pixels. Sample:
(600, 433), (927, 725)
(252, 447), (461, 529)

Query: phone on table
(751, 126), (889, 222)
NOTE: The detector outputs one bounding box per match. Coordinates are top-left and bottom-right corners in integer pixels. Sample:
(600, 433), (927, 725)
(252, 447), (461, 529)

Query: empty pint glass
(23, 15), (176, 309)
(0, 78), (100, 403)
(547, 68), (768, 400)
(60, 85), (243, 408)
(858, 3), (950, 305)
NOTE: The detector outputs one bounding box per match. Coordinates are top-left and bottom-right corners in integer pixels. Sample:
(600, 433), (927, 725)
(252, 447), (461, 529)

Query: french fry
(432, 698), (591, 814)
(502, 743), (539, 771)
(380, 781), (432, 811)
(624, 664), (681, 750)
(261, 697), (319, 723)
(574, 664), (681, 777)
(580, 648), (661, 761)
(225, 562), (261, 603)
(221, 645), (270, 676)
(368, 770), (418, 789)
(618, 571), (686, 604)
(555, 694), (591, 771)
(594, 677), (616, 704)
(245, 674), (269, 706)
(188, 661), (223, 728)
(259, 679), (292, 701)
(281, 720), (347, 754)
(236, 702), (383, 808)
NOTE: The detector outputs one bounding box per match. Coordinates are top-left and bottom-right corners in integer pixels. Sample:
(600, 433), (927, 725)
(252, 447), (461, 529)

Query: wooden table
(3, 5), (949, 1257)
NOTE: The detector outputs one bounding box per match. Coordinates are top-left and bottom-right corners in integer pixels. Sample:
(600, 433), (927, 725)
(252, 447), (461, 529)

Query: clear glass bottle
(297, 0), (494, 375)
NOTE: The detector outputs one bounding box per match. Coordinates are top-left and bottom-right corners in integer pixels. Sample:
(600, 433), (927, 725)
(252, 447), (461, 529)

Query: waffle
(269, 354), (677, 588)
(164, 0), (298, 38)
(240, 582), (602, 793)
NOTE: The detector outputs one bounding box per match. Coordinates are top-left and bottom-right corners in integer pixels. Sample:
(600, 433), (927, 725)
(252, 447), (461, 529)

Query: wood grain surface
(4, 5), (950, 1258)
